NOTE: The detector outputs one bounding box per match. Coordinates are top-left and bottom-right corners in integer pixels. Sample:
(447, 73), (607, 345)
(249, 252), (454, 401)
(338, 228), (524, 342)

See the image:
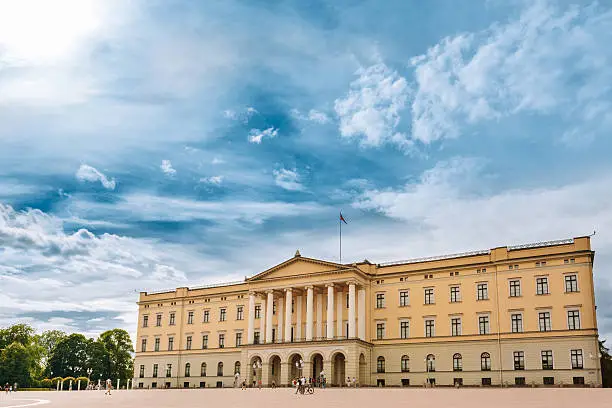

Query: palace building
(133, 236), (601, 388)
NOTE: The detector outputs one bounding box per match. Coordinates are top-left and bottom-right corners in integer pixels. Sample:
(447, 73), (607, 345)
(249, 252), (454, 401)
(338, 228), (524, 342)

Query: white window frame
(399, 319), (410, 339)
(450, 316), (462, 336)
(424, 318), (435, 337)
(510, 312), (523, 333)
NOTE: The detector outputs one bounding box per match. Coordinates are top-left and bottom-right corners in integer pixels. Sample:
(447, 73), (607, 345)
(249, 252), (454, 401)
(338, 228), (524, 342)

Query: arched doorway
(289, 353), (304, 383)
(249, 356), (262, 387)
(331, 352), (346, 386)
(268, 355), (281, 386)
(311, 353), (324, 381)
(358, 353), (366, 386)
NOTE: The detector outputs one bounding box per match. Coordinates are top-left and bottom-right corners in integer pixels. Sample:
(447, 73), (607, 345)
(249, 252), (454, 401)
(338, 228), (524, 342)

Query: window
(234, 361), (241, 375)
(479, 315), (490, 335)
(515, 377), (525, 386)
(156, 314), (162, 327)
(236, 306), (244, 320)
(219, 308), (227, 322)
(143, 315), (149, 327)
(451, 317), (461, 336)
(477, 283), (488, 300)
(217, 362), (223, 377)
(511, 314), (523, 333)
(139, 365), (145, 378)
(253, 331), (260, 345)
(400, 321), (410, 339)
(153, 364), (158, 378)
(376, 323), (385, 340)
(509, 280), (521, 297)
(235, 332), (242, 346)
(399, 291), (409, 306)
(573, 377), (585, 385)
(272, 328), (276, 342)
(426, 354), (435, 372)
(571, 349), (583, 369)
(376, 293), (385, 308)
(186, 336), (192, 350)
(219, 334), (225, 348)
(377, 356), (385, 373)
(543, 377), (554, 385)
(541, 350), (553, 370)
(202, 335), (208, 349)
(166, 364), (172, 378)
(453, 353), (462, 371)
(401, 355), (409, 372)
(254, 305), (261, 319)
(203, 310), (210, 323)
(565, 275), (578, 292)
(185, 363), (191, 377)
(201, 363), (207, 377)
(425, 319), (435, 337)
(539, 312), (552, 331)
(168, 337), (174, 351)
(513, 351), (525, 370)
(536, 261), (547, 267)
(450, 286), (460, 302)
(567, 310), (581, 330)
(169, 313), (176, 326)
(273, 302), (277, 315)
(141, 338), (147, 352)
(424, 288), (434, 304)
(454, 378), (463, 386)
(187, 311), (194, 324)
(481, 378), (492, 386)
(154, 338), (160, 352)
(481, 352), (491, 371)
(536, 277), (549, 295)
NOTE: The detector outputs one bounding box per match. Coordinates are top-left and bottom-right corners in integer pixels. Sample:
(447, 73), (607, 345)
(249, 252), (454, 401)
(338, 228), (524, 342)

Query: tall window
(513, 351), (525, 370)
(451, 318), (461, 336)
(376, 323), (385, 340)
(377, 357), (385, 373)
(536, 277), (549, 295)
(168, 337), (174, 351)
(541, 350), (553, 370)
(254, 305), (261, 319)
(450, 286), (460, 302)
(154, 338), (160, 352)
(169, 313), (176, 326)
(234, 362), (241, 375)
(399, 291), (409, 306)
(219, 334), (225, 348)
(166, 364), (172, 377)
(152, 364), (158, 378)
(376, 293), (385, 308)
(511, 314), (523, 333)
(424, 288), (434, 304)
(156, 314), (162, 326)
(200, 363), (207, 377)
(565, 275), (578, 292)
(401, 355), (409, 372)
(453, 353), (462, 371)
(539, 312), (552, 331)
(567, 310), (581, 330)
(217, 362), (223, 377)
(236, 306), (244, 320)
(235, 332), (242, 346)
(141, 338), (147, 352)
(186, 336), (192, 350)
(571, 349), (583, 369)
(143, 315), (149, 327)
(219, 308), (227, 322)
(477, 283), (488, 300)
(425, 319), (435, 337)
(202, 335), (208, 349)
(187, 311), (194, 324)
(481, 352), (491, 371)
(203, 310), (210, 323)
(509, 280), (521, 297)
(185, 363), (191, 377)
(426, 354), (435, 372)
(139, 365), (145, 378)
(479, 315), (490, 335)
(400, 321), (410, 339)
(273, 302), (277, 315)
(253, 332), (260, 345)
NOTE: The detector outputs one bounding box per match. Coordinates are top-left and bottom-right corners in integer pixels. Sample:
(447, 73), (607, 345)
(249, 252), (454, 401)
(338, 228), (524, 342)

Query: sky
(1, 0), (612, 344)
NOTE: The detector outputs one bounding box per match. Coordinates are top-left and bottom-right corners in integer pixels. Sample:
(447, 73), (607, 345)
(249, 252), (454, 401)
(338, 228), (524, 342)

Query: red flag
(340, 212), (348, 224)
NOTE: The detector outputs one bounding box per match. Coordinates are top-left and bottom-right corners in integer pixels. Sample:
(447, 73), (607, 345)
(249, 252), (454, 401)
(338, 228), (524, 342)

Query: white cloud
(199, 176), (223, 185)
(291, 108), (330, 124)
(75, 164), (116, 190)
(273, 168), (304, 191)
(224, 107), (258, 123)
(211, 157), (225, 165)
(160, 159), (176, 176)
(409, 0), (612, 144)
(248, 127), (279, 144)
(334, 62), (410, 147)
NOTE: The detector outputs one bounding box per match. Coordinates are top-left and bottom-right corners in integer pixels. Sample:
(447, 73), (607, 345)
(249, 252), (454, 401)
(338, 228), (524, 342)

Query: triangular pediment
(248, 255), (346, 281)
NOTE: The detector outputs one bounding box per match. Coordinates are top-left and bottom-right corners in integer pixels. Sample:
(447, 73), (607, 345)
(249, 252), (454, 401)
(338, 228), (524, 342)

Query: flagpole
(339, 213), (342, 264)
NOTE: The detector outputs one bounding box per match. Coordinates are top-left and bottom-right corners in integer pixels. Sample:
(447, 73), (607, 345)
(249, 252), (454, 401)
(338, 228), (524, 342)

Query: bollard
(117, 379), (120, 391)
(78, 380), (81, 391)
(56, 381), (60, 391)
(69, 380), (72, 391)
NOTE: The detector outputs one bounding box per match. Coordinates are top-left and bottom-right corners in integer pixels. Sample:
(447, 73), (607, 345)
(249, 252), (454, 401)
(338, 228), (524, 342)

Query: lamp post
(252, 360), (262, 388)
(295, 359), (304, 383)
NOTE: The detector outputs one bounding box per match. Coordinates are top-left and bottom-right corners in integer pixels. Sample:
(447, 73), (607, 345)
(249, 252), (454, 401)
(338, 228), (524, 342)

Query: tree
(99, 329), (134, 383)
(0, 342), (32, 387)
(600, 339), (612, 387)
(0, 324), (35, 349)
(87, 339), (111, 382)
(47, 334), (90, 378)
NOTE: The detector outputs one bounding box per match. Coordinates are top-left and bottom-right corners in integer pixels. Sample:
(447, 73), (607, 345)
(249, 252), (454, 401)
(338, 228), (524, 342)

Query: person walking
(104, 379), (112, 395)
(352, 377), (356, 388)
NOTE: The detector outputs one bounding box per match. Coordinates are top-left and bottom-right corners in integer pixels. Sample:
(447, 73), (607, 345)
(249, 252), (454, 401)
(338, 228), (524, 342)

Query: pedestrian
(257, 379), (262, 389)
(104, 379), (112, 395)
(352, 377), (356, 387)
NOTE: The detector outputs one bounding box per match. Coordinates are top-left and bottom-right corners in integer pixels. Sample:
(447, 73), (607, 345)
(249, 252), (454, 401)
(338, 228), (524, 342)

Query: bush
(76, 377), (89, 389)
(40, 379), (53, 388)
(17, 388), (52, 391)
(62, 377), (76, 390)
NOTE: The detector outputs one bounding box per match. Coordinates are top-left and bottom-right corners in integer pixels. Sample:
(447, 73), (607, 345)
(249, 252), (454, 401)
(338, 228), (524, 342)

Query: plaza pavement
(1, 388), (611, 408)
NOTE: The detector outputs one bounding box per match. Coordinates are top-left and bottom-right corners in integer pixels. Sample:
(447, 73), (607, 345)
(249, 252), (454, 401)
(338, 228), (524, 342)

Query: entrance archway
(332, 352), (346, 386)
(311, 353), (324, 381)
(358, 353), (366, 386)
(249, 356), (262, 387)
(289, 353), (304, 382)
(268, 355), (281, 386)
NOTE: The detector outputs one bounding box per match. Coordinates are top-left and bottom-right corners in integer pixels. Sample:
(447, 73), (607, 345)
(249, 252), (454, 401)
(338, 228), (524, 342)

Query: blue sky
(1, 0), (612, 342)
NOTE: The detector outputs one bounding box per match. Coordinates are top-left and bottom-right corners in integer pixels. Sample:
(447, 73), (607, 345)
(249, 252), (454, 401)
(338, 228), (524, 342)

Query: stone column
(259, 297), (266, 342)
(358, 288), (366, 340)
(348, 282), (356, 338)
(280, 362), (291, 387)
(261, 363), (270, 387)
(316, 292), (323, 339)
(277, 294), (284, 342)
(306, 286), (314, 341)
(266, 291), (274, 343)
(284, 288), (293, 342)
(326, 284), (335, 339)
(296, 295), (303, 341)
(336, 290), (343, 337)
(247, 292), (256, 344)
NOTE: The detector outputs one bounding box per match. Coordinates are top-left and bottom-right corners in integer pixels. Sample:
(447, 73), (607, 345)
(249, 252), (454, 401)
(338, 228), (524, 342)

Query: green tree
(0, 324), (35, 348)
(600, 339), (612, 387)
(47, 334), (90, 378)
(87, 338), (111, 382)
(0, 342), (32, 387)
(99, 329), (134, 383)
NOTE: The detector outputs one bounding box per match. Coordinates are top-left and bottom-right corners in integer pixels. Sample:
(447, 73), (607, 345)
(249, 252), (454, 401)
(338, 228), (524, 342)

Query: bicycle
(300, 384), (314, 395)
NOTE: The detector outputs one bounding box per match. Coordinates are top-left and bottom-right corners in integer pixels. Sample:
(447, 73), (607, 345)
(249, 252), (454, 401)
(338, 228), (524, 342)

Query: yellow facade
(133, 236), (601, 388)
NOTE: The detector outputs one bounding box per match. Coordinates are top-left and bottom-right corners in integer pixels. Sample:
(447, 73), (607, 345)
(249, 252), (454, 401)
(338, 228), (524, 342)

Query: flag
(340, 212), (348, 224)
